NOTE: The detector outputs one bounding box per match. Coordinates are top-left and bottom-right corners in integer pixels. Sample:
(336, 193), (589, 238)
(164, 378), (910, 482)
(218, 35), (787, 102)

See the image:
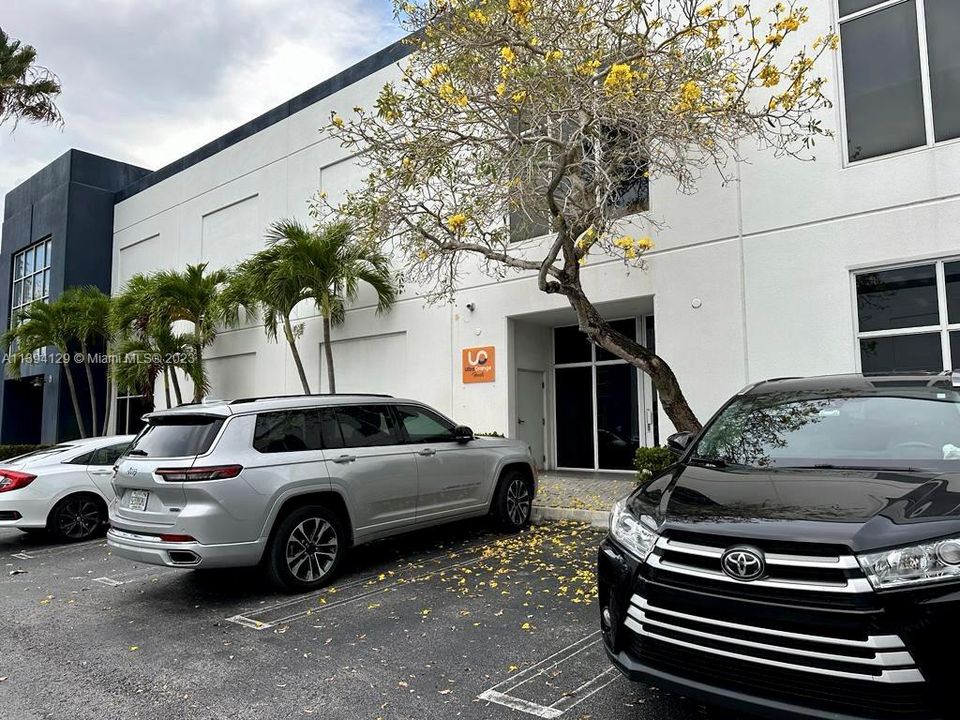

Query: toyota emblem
(721, 546), (765, 581)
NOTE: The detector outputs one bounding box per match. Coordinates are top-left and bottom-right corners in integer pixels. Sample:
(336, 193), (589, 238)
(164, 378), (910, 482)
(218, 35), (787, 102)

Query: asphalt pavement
(0, 520), (714, 720)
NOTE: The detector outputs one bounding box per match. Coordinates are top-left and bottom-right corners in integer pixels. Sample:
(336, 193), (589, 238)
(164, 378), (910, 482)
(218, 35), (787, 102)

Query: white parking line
(479, 632), (620, 718)
(8, 538), (107, 560)
(226, 554), (485, 630)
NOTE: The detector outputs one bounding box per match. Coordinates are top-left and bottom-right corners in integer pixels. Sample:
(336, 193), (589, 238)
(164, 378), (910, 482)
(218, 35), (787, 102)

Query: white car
(0, 435), (134, 542)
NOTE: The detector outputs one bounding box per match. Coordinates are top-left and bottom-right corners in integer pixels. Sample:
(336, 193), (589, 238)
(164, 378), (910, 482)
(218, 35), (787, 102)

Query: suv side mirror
(666, 431), (695, 456)
(454, 425), (475, 444)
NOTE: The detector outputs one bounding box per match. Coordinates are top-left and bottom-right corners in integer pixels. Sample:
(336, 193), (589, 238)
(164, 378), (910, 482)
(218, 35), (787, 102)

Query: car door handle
(331, 454), (356, 464)
(418, 448), (437, 457)
(90, 468), (114, 476)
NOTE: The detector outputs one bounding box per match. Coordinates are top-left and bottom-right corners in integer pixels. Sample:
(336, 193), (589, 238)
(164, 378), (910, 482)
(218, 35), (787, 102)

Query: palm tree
(230, 220), (397, 394)
(149, 264), (231, 402)
(111, 274), (190, 408)
(60, 287), (111, 436)
(3, 300), (87, 437)
(0, 27), (62, 128)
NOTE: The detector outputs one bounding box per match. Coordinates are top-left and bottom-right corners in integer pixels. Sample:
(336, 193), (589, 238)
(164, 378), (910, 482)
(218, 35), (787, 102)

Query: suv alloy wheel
(266, 505), (345, 591)
(493, 469), (533, 531)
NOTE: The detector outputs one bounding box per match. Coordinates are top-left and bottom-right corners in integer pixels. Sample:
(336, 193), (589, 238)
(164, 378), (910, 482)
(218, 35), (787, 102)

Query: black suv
(599, 373), (960, 720)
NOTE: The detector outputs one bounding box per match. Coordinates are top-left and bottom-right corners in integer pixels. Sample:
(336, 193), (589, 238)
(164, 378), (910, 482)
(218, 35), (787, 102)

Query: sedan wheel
(50, 496), (104, 542)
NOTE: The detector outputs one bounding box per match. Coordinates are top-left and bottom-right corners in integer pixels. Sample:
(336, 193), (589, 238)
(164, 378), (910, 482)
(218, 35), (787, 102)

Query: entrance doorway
(516, 369), (546, 469)
(553, 317), (656, 471)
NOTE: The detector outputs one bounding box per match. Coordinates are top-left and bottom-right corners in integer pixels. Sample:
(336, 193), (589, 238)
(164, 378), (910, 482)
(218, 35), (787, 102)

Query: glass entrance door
(553, 317), (653, 471)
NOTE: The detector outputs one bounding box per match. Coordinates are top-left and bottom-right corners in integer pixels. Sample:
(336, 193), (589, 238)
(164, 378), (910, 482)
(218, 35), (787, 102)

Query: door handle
(90, 468), (114, 476)
(418, 448), (437, 457)
(331, 454), (356, 464)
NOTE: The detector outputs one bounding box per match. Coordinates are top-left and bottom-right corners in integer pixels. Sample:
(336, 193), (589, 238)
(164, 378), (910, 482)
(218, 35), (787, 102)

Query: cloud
(0, 0), (402, 218)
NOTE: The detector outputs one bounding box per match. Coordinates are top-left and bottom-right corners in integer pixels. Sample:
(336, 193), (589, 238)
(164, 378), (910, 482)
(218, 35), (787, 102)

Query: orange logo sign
(462, 346), (495, 383)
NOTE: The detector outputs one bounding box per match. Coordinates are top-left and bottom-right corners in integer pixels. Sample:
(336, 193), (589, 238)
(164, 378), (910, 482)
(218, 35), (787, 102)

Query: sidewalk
(532, 470), (638, 528)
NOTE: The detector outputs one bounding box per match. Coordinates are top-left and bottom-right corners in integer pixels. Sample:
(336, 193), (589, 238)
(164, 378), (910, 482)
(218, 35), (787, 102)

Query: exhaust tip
(167, 550), (200, 565)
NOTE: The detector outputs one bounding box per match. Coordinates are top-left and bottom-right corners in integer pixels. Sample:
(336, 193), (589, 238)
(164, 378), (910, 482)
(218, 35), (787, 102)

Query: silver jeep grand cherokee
(107, 394), (537, 591)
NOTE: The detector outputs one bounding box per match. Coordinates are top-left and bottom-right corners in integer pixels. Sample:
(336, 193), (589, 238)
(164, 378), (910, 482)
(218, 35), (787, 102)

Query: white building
(85, 2), (960, 469)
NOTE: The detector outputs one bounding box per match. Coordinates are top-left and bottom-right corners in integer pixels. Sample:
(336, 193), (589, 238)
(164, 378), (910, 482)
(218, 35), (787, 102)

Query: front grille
(625, 529), (936, 718)
(649, 533), (872, 594)
(626, 595), (922, 683)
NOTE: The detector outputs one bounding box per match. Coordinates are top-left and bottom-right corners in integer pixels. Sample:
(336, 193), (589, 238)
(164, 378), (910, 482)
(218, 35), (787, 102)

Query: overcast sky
(0, 0), (403, 216)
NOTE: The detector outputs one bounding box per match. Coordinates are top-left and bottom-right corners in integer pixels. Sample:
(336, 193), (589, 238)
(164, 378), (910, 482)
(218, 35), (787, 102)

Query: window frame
(852, 257), (960, 372)
(836, 0), (960, 167)
(10, 237), (53, 328)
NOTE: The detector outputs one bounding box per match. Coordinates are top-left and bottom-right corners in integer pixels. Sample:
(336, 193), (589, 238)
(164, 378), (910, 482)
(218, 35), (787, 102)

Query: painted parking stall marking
(226, 551), (487, 630)
(479, 631), (620, 718)
(7, 537), (107, 560)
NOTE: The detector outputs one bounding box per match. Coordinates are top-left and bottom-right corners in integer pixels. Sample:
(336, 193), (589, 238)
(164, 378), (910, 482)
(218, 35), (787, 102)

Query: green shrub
(0, 444), (49, 462)
(635, 446), (674, 483)
(475, 431), (505, 437)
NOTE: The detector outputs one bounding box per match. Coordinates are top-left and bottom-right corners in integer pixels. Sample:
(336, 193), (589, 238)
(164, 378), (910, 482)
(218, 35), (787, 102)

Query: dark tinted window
(336, 405), (402, 448)
(128, 416), (224, 457)
(839, 0), (888, 16)
(556, 366), (594, 468)
(945, 261), (960, 323)
(841, 1), (926, 162)
(694, 391), (960, 471)
(926, 0), (960, 142)
(597, 364), (639, 470)
(554, 325), (592, 364)
(90, 443), (131, 466)
(860, 333), (942, 374)
(596, 318), (637, 361)
(396, 405), (456, 443)
(856, 265), (939, 331)
(254, 410), (324, 454)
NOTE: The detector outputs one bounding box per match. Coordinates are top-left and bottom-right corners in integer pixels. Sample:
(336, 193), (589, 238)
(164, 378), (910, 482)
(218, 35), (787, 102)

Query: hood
(631, 464), (960, 553)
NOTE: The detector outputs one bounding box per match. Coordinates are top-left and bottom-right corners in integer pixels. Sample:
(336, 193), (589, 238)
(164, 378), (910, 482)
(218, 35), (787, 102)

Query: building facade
(0, 151), (150, 443)
(4, 1), (960, 469)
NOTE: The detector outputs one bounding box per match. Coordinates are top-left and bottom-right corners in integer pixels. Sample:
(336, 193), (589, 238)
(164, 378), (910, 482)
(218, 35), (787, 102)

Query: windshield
(692, 390), (960, 472)
(128, 416), (225, 458)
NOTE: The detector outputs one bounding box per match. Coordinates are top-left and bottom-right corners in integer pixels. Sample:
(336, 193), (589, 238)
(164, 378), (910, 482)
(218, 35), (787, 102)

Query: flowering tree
(320, 0), (837, 433)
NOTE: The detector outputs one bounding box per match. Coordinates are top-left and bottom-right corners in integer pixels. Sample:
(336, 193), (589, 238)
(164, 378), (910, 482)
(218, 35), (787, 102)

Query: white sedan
(0, 435), (134, 542)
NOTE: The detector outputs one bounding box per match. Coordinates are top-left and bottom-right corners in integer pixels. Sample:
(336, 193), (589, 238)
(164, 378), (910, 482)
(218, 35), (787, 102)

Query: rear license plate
(127, 489), (149, 512)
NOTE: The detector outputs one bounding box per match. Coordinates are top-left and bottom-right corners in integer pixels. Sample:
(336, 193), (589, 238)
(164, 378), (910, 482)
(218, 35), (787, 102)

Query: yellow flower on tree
(446, 213), (469, 233)
(438, 81), (468, 107)
(545, 50), (563, 62)
(331, 114), (345, 129)
(468, 9), (489, 24)
(500, 46), (516, 63)
(674, 80), (702, 112)
(759, 64), (781, 88)
(508, 0), (532, 27)
(604, 63), (636, 94)
(576, 58), (601, 76)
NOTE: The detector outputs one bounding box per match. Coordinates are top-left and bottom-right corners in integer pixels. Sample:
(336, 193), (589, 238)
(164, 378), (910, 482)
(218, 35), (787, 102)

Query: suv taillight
(155, 465), (243, 482)
(0, 469), (37, 493)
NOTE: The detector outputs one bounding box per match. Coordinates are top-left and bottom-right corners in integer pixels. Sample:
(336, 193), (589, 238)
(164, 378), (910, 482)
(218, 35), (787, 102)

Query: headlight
(609, 498), (659, 560)
(858, 538), (960, 590)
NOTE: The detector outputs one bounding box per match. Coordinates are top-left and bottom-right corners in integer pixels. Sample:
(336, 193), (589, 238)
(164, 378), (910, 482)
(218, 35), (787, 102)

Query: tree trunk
(170, 366), (183, 406)
(322, 316), (336, 394)
(163, 366), (172, 408)
(283, 315), (311, 394)
(63, 361), (87, 439)
(562, 283), (702, 434)
(192, 340), (204, 403)
(80, 341), (99, 435)
(101, 377), (112, 437)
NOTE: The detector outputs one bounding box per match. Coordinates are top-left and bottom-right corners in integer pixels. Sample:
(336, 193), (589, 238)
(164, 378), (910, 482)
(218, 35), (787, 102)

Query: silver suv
(107, 394), (537, 590)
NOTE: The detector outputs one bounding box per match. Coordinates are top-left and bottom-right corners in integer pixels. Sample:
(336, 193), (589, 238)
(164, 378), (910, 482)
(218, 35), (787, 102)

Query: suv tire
(266, 505), (345, 592)
(492, 469), (533, 531)
(47, 494), (106, 542)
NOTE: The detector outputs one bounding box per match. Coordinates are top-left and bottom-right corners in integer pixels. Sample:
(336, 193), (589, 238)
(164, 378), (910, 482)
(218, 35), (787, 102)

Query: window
(254, 410), (324, 453)
(839, 1), (960, 162)
(395, 405), (457, 443)
(854, 260), (960, 373)
(336, 405), (402, 448)
(10, 238), (52, 327)
(128, 416), (224, 458)
(116, 391), (151, 436)
(89, 442), (131, 466)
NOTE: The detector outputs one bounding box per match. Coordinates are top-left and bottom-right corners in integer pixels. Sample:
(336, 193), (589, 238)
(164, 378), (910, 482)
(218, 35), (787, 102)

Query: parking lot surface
(1, 521), (711, 720)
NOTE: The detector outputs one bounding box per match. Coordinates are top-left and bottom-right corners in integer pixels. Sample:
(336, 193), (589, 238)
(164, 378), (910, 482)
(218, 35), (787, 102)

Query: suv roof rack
(229, 393), (393, 405)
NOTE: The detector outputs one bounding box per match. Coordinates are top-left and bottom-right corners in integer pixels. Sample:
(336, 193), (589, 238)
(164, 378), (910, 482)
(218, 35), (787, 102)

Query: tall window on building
(10, 238), (52, 327)
(839, 1), (960, 162)
(855, 260), (960, 373)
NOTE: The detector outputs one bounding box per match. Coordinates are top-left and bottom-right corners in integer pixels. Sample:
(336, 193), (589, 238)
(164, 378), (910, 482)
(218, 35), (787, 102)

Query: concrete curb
(531, 505), (610, 528)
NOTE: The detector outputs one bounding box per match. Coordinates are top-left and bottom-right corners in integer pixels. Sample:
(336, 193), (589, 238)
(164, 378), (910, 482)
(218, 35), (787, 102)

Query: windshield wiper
(687, 456), (727, 468)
